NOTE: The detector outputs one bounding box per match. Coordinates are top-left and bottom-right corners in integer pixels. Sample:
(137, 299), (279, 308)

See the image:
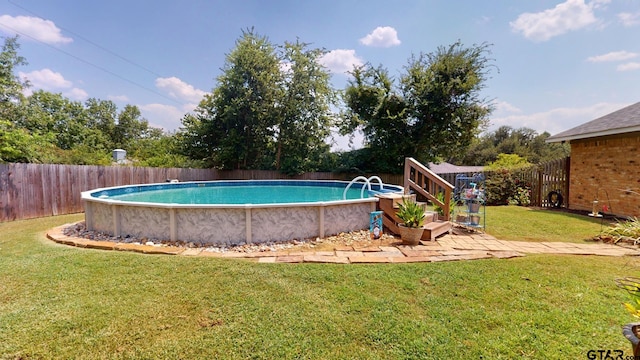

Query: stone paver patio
(46, 223), (640, 264)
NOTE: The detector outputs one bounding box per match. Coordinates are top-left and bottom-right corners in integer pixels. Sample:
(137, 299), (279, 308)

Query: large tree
(275, 40), (336, 174)
(182, 29), (282, 169)
(0, 36), (185, 166)
(0, 119), (54, 163)
(21, 90), (90, 150)
(113, 104), (150, 151)
(341, 65), (411, 173)
(341, 41), (494, 173)
(85, 98), (118, 150)
(181, 30), (336, 172)
(451, 125), (570, 165)
(0, 36), (28, 123)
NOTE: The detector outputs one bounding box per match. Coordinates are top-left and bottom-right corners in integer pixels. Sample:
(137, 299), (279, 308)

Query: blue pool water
(97, 180), (397, 205)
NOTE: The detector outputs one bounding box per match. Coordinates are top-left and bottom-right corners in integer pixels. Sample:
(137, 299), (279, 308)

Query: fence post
(537, 167), (543, 207)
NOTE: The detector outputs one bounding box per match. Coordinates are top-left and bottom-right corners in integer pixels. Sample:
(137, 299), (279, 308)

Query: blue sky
(1, 0), (638, 150)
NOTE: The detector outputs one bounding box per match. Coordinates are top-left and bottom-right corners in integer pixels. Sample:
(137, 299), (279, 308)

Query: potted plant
(616, 277), (640, 357)
(396, 199), (425, 245)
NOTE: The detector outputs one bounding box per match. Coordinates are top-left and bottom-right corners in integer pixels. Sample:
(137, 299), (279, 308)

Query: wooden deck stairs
(376, 193), (451, 241)
(376, 157), (455, 241)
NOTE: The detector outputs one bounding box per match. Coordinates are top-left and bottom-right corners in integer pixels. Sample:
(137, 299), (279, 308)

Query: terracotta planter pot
(398, 224), (423, 245)
(469, 203), (481, 213)
(623, 323), (640, 357)
(455, 215), (468, 223)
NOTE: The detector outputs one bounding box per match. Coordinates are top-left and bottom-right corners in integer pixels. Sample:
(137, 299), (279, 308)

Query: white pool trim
(81, 180), (403, 245)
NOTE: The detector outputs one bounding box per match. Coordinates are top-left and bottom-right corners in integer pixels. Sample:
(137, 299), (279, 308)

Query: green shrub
(509, 186), (531, 206)
(485, 153), (532, 171)
(603, 217), (640, 244)
(485, 169), (531, 206)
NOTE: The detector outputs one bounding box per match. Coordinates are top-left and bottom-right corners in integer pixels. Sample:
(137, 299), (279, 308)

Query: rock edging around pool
(47, 222), (530, 263)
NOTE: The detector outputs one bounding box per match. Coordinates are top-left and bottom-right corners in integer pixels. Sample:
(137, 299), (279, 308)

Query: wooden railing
(403, 157), (455, 220)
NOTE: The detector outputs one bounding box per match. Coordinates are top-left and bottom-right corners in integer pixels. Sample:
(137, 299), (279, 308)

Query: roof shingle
(546, 101), (640, 142)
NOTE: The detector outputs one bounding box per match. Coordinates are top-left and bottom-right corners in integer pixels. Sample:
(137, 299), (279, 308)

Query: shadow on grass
(528, 207), (616, 224)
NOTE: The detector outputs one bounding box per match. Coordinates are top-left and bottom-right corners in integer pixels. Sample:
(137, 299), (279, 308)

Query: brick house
(546, 102), (640, 218)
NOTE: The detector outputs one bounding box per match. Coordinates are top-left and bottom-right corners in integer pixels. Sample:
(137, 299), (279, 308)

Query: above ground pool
(82, 180), (403, 246)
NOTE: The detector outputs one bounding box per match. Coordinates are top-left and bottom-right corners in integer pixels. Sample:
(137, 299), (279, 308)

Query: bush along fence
(0, 163), (404, 222)
(485, 157), (570, 208)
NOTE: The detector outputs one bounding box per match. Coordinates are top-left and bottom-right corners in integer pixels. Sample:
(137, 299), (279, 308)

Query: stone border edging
(46, 223), (640, 264)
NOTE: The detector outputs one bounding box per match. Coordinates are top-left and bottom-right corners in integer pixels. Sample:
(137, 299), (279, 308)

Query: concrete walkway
(46, 224), (640, 264)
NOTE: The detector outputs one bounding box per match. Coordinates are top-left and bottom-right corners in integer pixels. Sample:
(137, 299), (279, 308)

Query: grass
(1, 211), (638, 359)
(484, 205), (609, 243)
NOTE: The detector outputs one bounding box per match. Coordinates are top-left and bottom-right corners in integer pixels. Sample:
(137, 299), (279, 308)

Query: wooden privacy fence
(422, 157), (570, 208)
(0, 163), (404, 222)
(511, 157), (570, 208)
(0, 159), (567, 222)
(0, 163), (219, 222)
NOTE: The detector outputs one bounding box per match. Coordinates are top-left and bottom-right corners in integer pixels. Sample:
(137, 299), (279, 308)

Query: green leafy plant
(485, 153), (532, 171)
(433, 191), (454, 218)
(616, 277), (640, 319)
(396, 199), (425, 228)
(485, 169), (532, 206)
(603, 217), (640, 244)
(508, 186), (531, 206)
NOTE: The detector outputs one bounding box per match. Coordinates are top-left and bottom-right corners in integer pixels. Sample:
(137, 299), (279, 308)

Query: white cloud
(139, 103), (186, 131)
(359, 26), (401, 47)
(108, 95), (130, 102)
(331, 130), (365, 152)
(618, 12), (640, 27)
(493, 100), (522, 114)
(617, 62), (640, 71)
(0, 15), (72, 44)
(510, 0), (609, 42)
(477, 16), (492, 25)
(21, 68), (71, 89)
(155, 77), (206, 103)
(66, 88), (88, 100)
(318, 49), (364, 74)
(489, 102), (626, 135)
(587, 51), (638, 62)
(19, 68), (87, 100)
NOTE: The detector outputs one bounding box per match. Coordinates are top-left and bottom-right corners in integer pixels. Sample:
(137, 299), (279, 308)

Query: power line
(1, 2), (183, 105)
(7, 0), (165, 78)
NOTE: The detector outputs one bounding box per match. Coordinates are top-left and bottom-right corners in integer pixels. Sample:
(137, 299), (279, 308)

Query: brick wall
(569, 132), (640, 217)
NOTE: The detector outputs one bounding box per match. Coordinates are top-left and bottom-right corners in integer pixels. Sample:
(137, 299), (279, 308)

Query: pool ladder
(342, 176), (384, 200)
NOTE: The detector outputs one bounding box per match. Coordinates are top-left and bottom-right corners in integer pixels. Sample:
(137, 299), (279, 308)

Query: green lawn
(0, 212), (638, 359)
(484, 205), (609, 243)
